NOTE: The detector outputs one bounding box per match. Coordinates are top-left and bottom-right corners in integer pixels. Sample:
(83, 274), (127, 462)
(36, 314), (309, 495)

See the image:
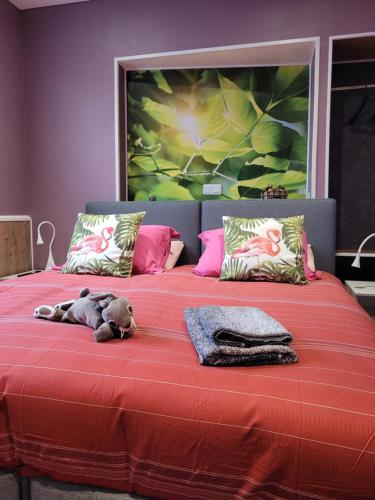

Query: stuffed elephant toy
(34, 288), (136, 342)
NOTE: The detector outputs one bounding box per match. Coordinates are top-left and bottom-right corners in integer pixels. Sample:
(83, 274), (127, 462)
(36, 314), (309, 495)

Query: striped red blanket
(0, 267), (374, 499)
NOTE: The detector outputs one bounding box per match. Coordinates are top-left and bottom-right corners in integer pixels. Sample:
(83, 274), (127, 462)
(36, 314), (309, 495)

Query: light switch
(203, 184), (222, 195)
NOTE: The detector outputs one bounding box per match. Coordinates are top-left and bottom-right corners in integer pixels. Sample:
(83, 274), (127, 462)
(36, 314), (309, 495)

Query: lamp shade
(351, 254), (361, 269)
(36, 232), (44, 245)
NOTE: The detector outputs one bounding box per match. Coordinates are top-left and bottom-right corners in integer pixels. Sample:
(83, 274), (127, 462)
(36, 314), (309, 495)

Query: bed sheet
(0, 267), (374, 499)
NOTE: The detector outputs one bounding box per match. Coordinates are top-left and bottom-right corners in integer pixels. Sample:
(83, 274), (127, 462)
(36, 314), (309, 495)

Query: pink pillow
(193, 228), (321, 281)
(132, 225), (180, 275)
(302, 230), (321, 281)
(193, 228), (224, 277)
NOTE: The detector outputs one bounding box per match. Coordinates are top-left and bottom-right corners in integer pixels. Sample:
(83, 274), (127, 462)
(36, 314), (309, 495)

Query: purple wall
(0, 0), (25, 214)
(18, 0), (375, 267)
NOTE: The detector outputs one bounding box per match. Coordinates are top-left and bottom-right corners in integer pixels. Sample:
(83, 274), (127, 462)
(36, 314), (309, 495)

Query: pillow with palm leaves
(61, 212), (145, 277)
(220, 215), (308, 285)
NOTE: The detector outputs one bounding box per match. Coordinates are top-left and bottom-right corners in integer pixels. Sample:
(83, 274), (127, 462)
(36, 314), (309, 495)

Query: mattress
(0, 268), (374, 499)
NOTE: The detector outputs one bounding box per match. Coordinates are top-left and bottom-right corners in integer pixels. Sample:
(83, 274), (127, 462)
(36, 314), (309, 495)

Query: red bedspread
(0, 268), (374, 499)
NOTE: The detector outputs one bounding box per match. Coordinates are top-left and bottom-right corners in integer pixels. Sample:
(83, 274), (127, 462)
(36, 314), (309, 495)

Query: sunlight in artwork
(178, 113), (201, 148)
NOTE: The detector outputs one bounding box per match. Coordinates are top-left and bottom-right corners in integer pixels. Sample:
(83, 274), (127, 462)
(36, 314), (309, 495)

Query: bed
(0, 199), (374, 500)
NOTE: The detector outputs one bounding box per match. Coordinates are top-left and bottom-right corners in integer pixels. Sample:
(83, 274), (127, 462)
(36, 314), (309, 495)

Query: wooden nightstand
(345, 281), (375, 318)
(0, 216), (33, 278)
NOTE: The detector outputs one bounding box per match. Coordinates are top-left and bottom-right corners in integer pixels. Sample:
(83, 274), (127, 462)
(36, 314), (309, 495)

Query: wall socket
(203, 183), (222, 195)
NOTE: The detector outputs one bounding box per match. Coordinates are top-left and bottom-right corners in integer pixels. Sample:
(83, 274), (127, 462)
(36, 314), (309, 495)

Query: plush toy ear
(93, 322), (114, 342)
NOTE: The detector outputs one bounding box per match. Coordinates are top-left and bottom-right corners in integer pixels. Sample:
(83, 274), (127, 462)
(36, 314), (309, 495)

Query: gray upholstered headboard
(86, 201), (201, 265)
(201, 199), (336, 273)
(86, 199), (336, 273)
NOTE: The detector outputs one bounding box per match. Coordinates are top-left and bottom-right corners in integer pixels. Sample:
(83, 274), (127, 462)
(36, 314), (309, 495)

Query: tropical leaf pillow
(61, 212), (145, 277)
(220, 215), (308, 285)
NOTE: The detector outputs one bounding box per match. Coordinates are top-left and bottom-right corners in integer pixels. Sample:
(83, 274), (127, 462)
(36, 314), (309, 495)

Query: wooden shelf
(337, 249), (375, 252)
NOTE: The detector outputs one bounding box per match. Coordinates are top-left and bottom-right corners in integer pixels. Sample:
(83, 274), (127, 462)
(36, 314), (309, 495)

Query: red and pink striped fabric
(0, 268), (374, 499)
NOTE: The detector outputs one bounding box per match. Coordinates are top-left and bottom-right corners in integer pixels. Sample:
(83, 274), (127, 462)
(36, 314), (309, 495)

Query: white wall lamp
(37, 221), (56, 270)
(351, 233), (375, 268)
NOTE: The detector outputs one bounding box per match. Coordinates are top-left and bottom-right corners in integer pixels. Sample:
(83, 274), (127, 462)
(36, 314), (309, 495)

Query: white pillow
(165, 241), (184, 269)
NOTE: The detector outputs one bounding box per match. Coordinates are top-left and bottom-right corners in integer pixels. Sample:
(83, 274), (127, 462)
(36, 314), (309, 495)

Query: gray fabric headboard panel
(85, 201), (201, 265)
(201, 199), (336, 273)
(85, 199), (336, 273)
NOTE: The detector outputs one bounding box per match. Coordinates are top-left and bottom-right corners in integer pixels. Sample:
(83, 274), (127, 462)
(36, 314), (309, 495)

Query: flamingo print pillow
(61, 212), (145, 277)
(220, 215), (308, 285)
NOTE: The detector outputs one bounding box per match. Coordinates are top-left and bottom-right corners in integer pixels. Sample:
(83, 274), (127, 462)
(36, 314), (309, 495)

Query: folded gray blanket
(184, 306), (298, 367)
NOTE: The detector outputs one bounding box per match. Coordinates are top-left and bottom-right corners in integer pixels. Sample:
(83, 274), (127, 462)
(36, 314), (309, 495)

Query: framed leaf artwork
(126, 66), (309, 201)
